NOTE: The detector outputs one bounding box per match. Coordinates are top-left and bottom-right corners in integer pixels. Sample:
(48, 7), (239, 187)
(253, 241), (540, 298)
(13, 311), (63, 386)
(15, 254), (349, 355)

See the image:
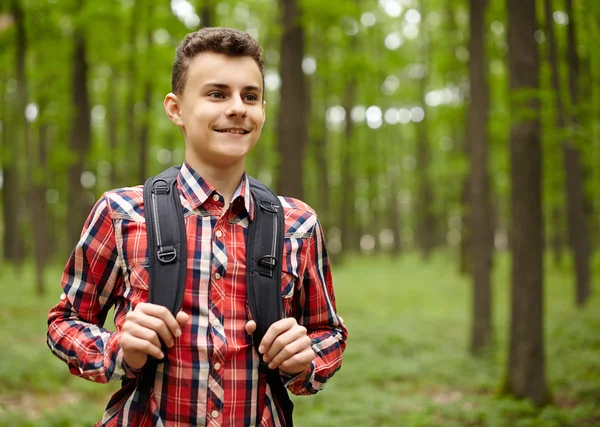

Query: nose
(226, 94), (247, 118)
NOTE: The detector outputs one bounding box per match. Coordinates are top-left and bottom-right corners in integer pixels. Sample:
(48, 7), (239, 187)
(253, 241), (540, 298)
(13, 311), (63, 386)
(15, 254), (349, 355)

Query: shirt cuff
(279, 361), (315, 388)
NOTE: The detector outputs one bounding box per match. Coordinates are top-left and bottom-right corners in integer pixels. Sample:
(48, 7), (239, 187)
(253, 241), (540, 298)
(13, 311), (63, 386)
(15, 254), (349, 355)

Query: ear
(164, 93), (184, 126)
(261, 100), (266, 129)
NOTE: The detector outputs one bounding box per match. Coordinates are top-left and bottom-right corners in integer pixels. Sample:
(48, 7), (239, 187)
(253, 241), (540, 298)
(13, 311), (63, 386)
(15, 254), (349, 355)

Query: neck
(185, 156), (245, 211)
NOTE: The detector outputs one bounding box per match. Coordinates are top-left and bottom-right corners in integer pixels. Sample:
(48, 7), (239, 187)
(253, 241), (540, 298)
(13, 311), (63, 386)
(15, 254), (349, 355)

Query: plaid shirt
(47, 162), (347, 426)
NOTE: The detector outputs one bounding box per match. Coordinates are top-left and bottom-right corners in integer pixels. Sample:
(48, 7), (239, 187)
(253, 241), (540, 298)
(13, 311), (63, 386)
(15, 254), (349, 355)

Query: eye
(244, 93), (259, 102)
(208, 91), (224, 99)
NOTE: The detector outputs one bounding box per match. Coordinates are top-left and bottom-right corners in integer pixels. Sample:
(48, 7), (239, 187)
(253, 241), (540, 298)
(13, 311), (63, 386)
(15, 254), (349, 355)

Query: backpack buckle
(258, 255), (277, 277)
(153, 179), (170, 195)
(259, 201), (278, 214)
(157, 246), (177, 263)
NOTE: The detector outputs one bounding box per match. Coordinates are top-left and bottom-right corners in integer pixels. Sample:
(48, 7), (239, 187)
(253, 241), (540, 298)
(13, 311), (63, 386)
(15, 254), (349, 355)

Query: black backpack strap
(135, 166), (187, 417)
(247, 176), (294, 426)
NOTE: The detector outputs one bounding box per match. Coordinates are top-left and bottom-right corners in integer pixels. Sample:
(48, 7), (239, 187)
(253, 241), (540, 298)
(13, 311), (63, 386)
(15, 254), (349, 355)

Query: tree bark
(564, 0), (592, 306)
(125, 0), (140, 183)
(2, 0), (26, 264)
(468, 0), (494, 353)
(31, 118), (50, 295)
(107, 73), (119, 188)
(138, 7), (154, 184)
(276, 0), (308, 199)
(67, 19), (92, 248)
(416, 73), (435, 259)
(340, 77), (357, 257)
(199, 0), (213, 28)
(504, 0), (549, 406)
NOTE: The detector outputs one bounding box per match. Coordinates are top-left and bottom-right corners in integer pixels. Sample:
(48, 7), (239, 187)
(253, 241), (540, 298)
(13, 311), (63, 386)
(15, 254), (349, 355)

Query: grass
(0, 251), (599, 426)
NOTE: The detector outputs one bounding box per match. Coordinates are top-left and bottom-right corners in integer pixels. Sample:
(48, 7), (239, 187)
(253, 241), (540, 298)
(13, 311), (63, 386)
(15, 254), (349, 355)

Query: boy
(47, 27), (347, 426)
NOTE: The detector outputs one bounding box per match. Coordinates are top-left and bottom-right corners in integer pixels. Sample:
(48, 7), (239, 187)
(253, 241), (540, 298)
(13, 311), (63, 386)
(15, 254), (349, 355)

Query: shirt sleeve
(285, 217), (348, 395)
(46, 194), (134, 383)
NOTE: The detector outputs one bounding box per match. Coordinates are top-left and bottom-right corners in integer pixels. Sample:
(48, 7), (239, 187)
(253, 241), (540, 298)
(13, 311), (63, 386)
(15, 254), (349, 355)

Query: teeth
(217, 128), (247, 134)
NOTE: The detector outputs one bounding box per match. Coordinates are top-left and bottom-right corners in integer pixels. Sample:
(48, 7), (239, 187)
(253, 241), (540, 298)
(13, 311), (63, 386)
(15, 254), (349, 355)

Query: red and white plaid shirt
(47, 162), (347, 426)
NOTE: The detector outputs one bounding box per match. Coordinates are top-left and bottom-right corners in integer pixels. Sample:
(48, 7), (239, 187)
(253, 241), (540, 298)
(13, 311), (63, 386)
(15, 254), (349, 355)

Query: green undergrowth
(0, 252), (598, 426)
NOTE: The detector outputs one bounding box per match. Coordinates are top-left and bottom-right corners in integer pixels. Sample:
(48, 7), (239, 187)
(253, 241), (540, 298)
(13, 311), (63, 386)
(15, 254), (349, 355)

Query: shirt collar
(178, 161), (254, 219)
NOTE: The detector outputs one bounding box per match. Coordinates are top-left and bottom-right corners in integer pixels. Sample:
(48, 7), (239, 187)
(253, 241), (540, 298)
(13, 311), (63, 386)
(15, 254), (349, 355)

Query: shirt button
(212, 318), (220, 327)
(59, 293), (66, 300)
(211, 410), (219, 418)
(215, 230), (223, 238)
(214, 272), (221, 280)
(212, 194), (220, 202)
(214, 362), (221, 370)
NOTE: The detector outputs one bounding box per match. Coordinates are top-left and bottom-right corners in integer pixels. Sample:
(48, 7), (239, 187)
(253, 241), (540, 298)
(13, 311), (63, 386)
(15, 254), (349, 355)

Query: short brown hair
(171, 27), (264, 95)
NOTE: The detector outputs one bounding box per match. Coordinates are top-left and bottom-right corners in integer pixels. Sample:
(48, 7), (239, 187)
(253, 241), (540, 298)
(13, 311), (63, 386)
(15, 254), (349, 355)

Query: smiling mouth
(215, 128), (249, 135)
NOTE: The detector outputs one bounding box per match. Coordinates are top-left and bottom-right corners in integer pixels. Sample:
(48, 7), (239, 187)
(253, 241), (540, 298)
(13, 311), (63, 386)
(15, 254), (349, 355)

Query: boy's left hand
(245, 318), (314, 376)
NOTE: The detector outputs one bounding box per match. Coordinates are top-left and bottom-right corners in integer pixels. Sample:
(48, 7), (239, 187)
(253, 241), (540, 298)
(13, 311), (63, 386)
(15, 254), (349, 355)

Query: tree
(468, 0), (494, 353)
(67, 1), (92, 248)
(2, 0), (26, 265)
(504, 0), (549, 406)
(276, 0), (308, 200)
(563, 0), (592, 306)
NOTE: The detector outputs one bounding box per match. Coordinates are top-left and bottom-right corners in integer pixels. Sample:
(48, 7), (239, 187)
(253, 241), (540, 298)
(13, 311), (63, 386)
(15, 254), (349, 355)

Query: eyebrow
(201, 83), (262, 92)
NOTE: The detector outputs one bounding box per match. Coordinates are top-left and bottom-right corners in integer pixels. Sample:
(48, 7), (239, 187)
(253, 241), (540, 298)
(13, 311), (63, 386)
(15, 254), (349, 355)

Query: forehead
(184, 52), (263, 90)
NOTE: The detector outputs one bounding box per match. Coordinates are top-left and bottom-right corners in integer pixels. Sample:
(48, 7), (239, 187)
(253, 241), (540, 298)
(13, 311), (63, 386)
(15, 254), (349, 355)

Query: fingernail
(263, 356), (269, 363)
(175, 329), (181, 337)
(167, 340), (174, 348)
(268, 363), (274, 369)
(258, 346), (265, 354)
(159, 352), (165, 359)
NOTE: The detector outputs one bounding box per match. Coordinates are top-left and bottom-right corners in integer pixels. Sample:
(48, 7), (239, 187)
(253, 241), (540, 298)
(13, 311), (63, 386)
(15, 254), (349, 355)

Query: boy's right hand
(119, 303), (189, 370)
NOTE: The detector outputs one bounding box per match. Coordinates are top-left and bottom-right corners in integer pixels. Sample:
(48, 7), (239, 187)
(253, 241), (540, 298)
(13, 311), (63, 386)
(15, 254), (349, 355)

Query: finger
(121, 334), (164, 360)
(278, 347), (315, 375)
(126, 312), (177, 347)
(266, 335), (312, 369)
(123, 323), (163, 350)
(263, 324), (307, 363)
(134, 303), (183, 340)
(245, 320), (256, 335)
(258, 318), (296, 355)
(176, 311), (189, 332)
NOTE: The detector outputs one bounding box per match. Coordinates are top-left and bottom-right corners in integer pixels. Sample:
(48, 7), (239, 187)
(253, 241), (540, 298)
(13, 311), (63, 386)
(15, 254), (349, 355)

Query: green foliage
(1, 255), (598, 425)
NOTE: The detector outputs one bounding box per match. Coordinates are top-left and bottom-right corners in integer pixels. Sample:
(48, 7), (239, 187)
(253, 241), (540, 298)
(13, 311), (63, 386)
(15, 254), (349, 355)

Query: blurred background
(0, 0), (599, 425)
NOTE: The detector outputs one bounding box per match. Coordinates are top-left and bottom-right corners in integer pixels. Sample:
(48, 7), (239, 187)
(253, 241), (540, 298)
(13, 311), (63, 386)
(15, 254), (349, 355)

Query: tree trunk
(416, 74), (435, 259)
(67, 21), (92, 248)
(200, 0), (213, 28)
(138, 11), (154, 184)
(314, 84), (330, 226)
(125, 0), (140, 183)
(504, 0), (549, 406)
(565, 0), (592, 306)
(107, 74), (119, 187)
(276, 0), (308, 199)
(550, 207), (564, 265)
(339, 77), (357, 257)
(2, 0), (26, 264)
(31, 117), (50, 295)
(468, 0), (494, 353)
(389, 165), (402, 256)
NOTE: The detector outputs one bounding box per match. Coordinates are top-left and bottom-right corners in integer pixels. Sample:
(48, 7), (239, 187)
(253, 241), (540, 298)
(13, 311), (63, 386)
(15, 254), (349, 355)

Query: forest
(0, 0), (598, 425)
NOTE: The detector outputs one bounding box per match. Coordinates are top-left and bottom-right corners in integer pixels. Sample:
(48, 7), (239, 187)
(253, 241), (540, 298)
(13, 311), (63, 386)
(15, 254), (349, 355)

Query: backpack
(133, 166), (294, 426)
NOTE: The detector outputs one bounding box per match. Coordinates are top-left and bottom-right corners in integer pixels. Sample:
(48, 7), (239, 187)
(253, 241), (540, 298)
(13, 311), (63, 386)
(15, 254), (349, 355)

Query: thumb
(176, 311), (190, 327)
(245, 320), (257, 335)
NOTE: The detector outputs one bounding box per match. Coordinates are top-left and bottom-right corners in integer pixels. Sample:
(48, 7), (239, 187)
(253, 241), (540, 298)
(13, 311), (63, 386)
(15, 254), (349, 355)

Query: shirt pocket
(126, 262), (150, 305)
(281, 271), (298, 318)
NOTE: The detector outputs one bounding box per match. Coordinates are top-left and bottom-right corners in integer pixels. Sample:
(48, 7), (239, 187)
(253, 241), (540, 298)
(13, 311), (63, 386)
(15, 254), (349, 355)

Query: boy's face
(164, 52), (265, 171)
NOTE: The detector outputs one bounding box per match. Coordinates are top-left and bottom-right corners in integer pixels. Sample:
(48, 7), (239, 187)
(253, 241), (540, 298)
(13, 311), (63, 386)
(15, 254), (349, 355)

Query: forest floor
(1, 252), (599, 426)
